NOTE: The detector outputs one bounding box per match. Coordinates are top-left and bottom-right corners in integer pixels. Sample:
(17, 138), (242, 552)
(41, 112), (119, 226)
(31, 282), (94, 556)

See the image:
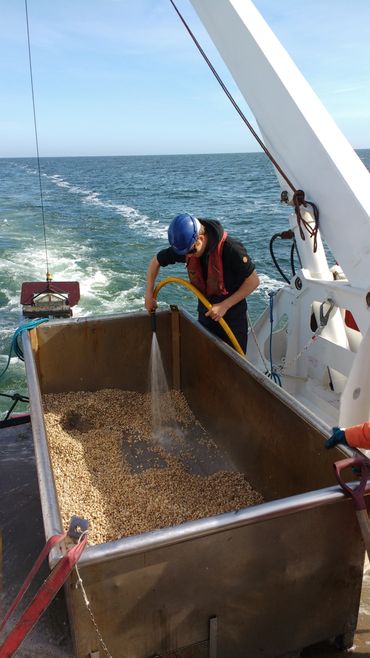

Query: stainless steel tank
(22, 308), (366, 658)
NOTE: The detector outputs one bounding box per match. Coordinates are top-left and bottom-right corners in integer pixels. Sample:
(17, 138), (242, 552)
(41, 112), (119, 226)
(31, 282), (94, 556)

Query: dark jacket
(157, 219), (255, 300)
(157, 219), (255, 353)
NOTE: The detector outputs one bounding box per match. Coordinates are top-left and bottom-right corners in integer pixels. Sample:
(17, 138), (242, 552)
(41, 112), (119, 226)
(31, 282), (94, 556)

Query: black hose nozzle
(150, 311), (157, 333)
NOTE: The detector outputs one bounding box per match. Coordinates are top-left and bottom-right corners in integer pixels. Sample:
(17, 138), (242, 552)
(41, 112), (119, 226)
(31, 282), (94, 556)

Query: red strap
(333, 457), (369, 511)
(0, 534), (87, 657)
(0, 532), (66, 634)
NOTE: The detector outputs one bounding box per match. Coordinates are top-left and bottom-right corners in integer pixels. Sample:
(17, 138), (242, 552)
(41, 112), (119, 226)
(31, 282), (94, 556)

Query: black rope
(293, 236), (303, 269)
(0, 392), (29, 421)
(0, 392), (29, 402)
(269, 231), (294, 284)
(169, 0), (296, 193)
(290, 242), (296, 277)
(25, 0), (50, 278)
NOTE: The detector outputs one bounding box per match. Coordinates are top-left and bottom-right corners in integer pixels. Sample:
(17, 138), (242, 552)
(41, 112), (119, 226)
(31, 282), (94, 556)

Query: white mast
(189, 0), (370, 288)
(189, 0), (370, 427)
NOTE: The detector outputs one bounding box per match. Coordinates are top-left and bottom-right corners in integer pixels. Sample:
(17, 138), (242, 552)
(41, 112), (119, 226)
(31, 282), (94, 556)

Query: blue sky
(1, 0), (369, 157)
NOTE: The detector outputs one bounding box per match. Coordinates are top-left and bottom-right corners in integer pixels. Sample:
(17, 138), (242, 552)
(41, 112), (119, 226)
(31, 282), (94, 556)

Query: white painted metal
(288, 208), (331, 280)
(340, 324), (370, 427)
(190, 0), (370, 288)
(189, 0), (370, 427)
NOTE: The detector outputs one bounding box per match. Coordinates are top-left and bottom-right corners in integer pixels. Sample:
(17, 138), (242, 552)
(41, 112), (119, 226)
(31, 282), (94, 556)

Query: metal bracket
(68, 515), (89, 541)
(280, 190), (289, 204)
(319, 298), (335, 327)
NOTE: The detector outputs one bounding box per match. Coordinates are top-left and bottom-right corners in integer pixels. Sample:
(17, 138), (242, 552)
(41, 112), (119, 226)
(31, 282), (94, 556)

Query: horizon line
(1, 147), (369, 160)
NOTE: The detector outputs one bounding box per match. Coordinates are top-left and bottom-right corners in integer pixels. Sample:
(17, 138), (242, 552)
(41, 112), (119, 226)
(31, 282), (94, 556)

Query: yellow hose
(153, 276), (245, 356)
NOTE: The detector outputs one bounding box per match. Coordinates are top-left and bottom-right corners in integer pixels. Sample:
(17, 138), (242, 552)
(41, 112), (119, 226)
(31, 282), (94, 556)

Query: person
(325, 423), (370, 450)
(145, 213), (260, 353)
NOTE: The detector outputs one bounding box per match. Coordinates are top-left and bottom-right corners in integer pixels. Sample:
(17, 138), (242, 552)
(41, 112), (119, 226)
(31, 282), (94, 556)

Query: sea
(1, 150), (369, 418)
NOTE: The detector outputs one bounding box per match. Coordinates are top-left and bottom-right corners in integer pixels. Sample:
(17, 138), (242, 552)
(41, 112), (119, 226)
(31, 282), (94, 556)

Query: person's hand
(205, 301), (228, 322)
(325, 426), (347, 449)
(144, 294), (157, 313)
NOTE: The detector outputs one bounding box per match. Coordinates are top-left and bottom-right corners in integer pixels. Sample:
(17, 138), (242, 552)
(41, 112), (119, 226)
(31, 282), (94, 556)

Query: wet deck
(1, 421), (370, 657)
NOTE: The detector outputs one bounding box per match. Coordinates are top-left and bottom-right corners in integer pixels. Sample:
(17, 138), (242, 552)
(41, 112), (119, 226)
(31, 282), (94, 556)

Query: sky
(1, 0), (369, 158)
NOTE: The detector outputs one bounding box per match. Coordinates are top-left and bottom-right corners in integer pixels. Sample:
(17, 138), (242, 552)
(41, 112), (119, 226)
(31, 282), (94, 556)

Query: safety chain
(74, 533), (113, 658)
(276, 299), (335, 373)
(277, 331), (321, 373)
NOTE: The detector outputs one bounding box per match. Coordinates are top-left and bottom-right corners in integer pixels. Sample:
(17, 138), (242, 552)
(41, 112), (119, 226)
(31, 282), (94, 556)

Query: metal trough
(23, 308), (366, 658)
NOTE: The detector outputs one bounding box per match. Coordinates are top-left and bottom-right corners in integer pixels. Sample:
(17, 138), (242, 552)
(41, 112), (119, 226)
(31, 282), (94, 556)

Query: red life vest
(186, 231), (229, 297)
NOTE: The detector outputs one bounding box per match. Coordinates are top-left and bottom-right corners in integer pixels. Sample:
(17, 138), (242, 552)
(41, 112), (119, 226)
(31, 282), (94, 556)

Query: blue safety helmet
(167, 213), (200, 255)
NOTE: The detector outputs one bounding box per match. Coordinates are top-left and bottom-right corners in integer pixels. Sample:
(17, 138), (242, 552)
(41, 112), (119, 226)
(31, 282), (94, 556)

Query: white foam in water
(0, 233), (144, 318)
(78, 270), (108, 296)
(27, 167), (168, 240)
(0, 165), (283, 332)
(258, 272), (283, 298)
